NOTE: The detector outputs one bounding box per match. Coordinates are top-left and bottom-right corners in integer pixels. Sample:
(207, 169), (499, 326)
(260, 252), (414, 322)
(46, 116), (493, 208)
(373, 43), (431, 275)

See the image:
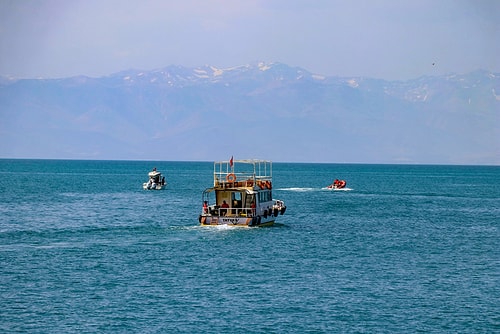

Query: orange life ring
(266, 181), (272, 189)
(226, 173), (236, 183)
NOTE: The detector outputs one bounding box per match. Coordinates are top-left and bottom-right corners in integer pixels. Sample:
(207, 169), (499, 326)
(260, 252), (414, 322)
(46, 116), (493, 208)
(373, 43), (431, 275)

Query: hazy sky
(1, 0), (498, 80)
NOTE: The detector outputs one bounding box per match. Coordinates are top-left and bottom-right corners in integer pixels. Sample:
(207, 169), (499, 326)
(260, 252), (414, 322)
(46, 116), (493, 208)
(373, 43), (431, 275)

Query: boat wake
(322, 187), (353, 191)
(279, 187), (352, 192)
(278, 187), (317, 192)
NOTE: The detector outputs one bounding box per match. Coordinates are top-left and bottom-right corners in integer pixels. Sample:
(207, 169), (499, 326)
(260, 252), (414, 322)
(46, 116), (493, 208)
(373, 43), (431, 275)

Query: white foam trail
(278, 187), (316, 192)
(322, 187), (353, 191)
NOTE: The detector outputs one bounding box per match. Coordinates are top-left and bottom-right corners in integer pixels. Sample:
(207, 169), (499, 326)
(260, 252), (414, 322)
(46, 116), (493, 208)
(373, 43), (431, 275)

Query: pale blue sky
(0, 0), (499, 80)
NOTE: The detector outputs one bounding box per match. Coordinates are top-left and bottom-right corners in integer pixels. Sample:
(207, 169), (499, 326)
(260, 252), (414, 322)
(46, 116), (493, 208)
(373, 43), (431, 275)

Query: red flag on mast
(229, 156), (233, 168)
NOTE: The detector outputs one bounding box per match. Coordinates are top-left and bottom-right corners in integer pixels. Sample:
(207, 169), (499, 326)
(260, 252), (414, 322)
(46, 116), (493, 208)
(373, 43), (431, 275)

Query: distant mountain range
(1, 62), (498, 164)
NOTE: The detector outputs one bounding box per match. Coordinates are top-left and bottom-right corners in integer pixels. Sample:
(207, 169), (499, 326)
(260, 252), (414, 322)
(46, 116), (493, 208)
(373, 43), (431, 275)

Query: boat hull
(199, 215), (275, 227)
(142, 183), (166, 190)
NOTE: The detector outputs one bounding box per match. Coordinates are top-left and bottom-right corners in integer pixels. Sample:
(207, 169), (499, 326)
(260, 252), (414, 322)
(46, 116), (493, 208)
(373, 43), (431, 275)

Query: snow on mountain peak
(347, 79), (359, 88)
(210, 66), (224, 77)
(258, 62), (272, 71)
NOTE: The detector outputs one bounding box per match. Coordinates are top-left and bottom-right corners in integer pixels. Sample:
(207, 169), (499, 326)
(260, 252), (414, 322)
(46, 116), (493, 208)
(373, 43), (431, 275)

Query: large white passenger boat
(199, 158), (286, 227)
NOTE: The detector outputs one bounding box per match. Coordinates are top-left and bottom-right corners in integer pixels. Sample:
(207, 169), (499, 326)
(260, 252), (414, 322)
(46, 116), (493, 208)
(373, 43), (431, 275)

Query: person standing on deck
(221, 200), (229, 216)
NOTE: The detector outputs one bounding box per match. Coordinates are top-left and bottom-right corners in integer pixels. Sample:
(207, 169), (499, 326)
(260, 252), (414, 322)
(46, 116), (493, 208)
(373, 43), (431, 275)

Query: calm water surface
(0, 160), (498, 333)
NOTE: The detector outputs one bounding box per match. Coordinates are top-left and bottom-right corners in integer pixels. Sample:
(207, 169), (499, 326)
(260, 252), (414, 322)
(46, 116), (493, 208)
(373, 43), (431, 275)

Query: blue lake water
(0, 159), (498, 333)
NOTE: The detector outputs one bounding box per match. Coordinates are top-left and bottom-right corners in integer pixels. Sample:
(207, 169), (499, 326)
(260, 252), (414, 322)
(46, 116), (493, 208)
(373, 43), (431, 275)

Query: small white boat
(143, 168), (167, 190)
(199, 158), (286, 227)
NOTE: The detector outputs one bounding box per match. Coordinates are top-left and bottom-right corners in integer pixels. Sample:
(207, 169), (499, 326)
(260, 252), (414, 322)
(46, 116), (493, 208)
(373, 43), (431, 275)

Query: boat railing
(214, 175), (274, 189)
(204, 205), (258, 217)
(213, 159), (272, 187)
(214, 159), (272, 178)
(204, 203), (283, 217)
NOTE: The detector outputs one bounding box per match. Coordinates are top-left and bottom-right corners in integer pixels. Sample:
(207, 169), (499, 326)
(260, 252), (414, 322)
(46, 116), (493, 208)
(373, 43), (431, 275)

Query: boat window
(258, 191), (272, 203)
(232, 192), (243, 209)
(245, 194), (255, 208)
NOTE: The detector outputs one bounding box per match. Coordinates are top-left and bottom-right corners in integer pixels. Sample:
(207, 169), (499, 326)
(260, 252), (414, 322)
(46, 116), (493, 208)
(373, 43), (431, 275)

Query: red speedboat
(327, 179), (346, 189)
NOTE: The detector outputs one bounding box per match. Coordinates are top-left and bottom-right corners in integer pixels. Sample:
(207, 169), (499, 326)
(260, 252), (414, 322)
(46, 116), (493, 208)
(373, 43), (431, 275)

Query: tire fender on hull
(251, 216), (262, 226)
